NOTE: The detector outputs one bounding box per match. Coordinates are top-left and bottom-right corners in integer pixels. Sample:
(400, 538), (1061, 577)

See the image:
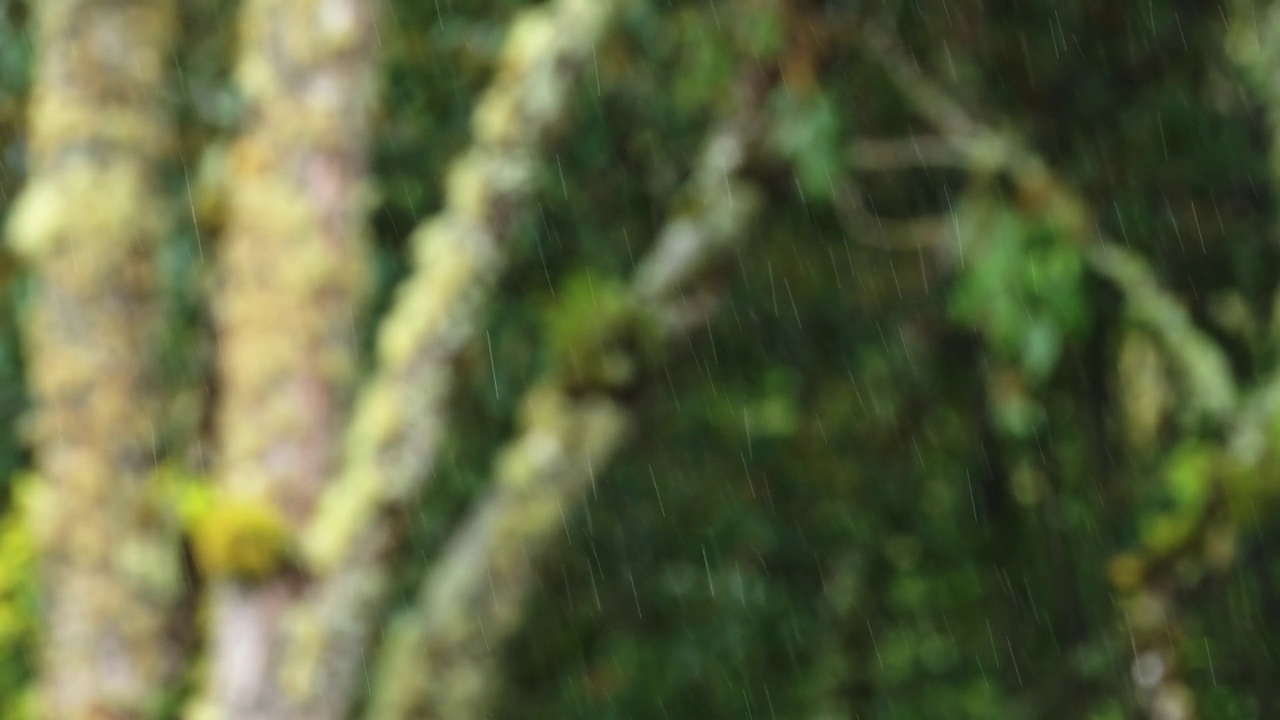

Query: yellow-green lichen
(0, 474), (38, 719)
(13, 2), (182, 717)
(446, 151), (531, 223)
(378, 220), (483, 368)
(215, 0), (377, 527)
(544, 272), (666, 393)
(193, 1), (383, 714)
(191, 494), (292, 583)
(300, 463), (380, 572)
(7, 160), (160, 264)
(367, 387), (628, 720)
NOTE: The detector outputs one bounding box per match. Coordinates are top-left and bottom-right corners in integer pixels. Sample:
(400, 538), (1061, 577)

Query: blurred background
(4, 0), (1280, 718)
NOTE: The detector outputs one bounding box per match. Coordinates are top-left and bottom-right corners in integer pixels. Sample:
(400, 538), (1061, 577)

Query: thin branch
(1087, 245), (1238, 425)
(846, 135), (967, 171)
(270, 1), (620, 716)
(366, 79), (770, 720)
(831, 178), (953, 252)
(857, 20), (986, 141)
(854, 20), (1239, 426)
(366, 387), (629, 720)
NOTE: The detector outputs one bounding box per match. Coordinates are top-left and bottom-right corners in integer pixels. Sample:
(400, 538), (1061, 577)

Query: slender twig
(847, 135), (968, 171)
(852, 19), (1239, 426)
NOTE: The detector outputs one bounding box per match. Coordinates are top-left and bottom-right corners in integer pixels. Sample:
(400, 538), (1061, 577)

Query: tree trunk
(195, 0), (379, 718)
(6, 1), (180, 717)
(263, 2), (619, 718)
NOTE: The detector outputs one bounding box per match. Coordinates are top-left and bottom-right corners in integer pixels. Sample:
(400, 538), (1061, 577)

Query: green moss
(1162, 442), (1218, 517)
(191, 494), (292, 582)
(544, 271), (665, 393)
(0, 473), (38, 720)
(300, 0), (620, 586)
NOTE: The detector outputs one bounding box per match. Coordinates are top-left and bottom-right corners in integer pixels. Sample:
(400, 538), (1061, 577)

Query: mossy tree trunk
(263, 2), (618, 718)
(4, 1), (181, 718)
(196, 0), (379, 718)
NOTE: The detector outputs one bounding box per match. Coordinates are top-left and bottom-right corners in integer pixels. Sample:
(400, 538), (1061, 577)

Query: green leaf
(769, 91), (840, 200)
(1163, 442), (1215, 515)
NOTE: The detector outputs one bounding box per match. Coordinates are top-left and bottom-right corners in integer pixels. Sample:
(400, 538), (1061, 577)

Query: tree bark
(260, 3), (619, 718)
(194, 0), (379, 718)
(300, 0), (618, 574)
(368, 387), (630, 720)
(367, 76), (771, 719)
(5, 1), (180, 717)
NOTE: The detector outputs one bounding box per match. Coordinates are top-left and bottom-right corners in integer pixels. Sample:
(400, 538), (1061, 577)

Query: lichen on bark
(302, 0), (617, 575)
(365, 74), (771, 720)
(4, 1), (181, 717)
(366, 387), (630, 720)
(195, 0), (380, 718)
(268, 3), (619, 717)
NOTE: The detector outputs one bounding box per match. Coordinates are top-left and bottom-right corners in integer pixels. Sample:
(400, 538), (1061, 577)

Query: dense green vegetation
(5, 0), (1280, 717)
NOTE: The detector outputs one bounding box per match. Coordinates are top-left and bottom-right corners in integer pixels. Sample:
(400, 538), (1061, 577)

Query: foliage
(769, 89), (841, 201)
(949, 195), (1090, 383)
(5, 0), (1280, 717)
(0, 473), (38, 719)
(542, 271), (664, 392)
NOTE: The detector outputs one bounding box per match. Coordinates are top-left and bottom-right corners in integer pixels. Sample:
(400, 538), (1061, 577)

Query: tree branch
(366, 78), (769, 720)
(366, 387), (629, 720)
(259, 2), (620, 717)
(302, 0), (618, 574)
(852, 20), (1270, 720)
(854, 19), (1240, 427)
